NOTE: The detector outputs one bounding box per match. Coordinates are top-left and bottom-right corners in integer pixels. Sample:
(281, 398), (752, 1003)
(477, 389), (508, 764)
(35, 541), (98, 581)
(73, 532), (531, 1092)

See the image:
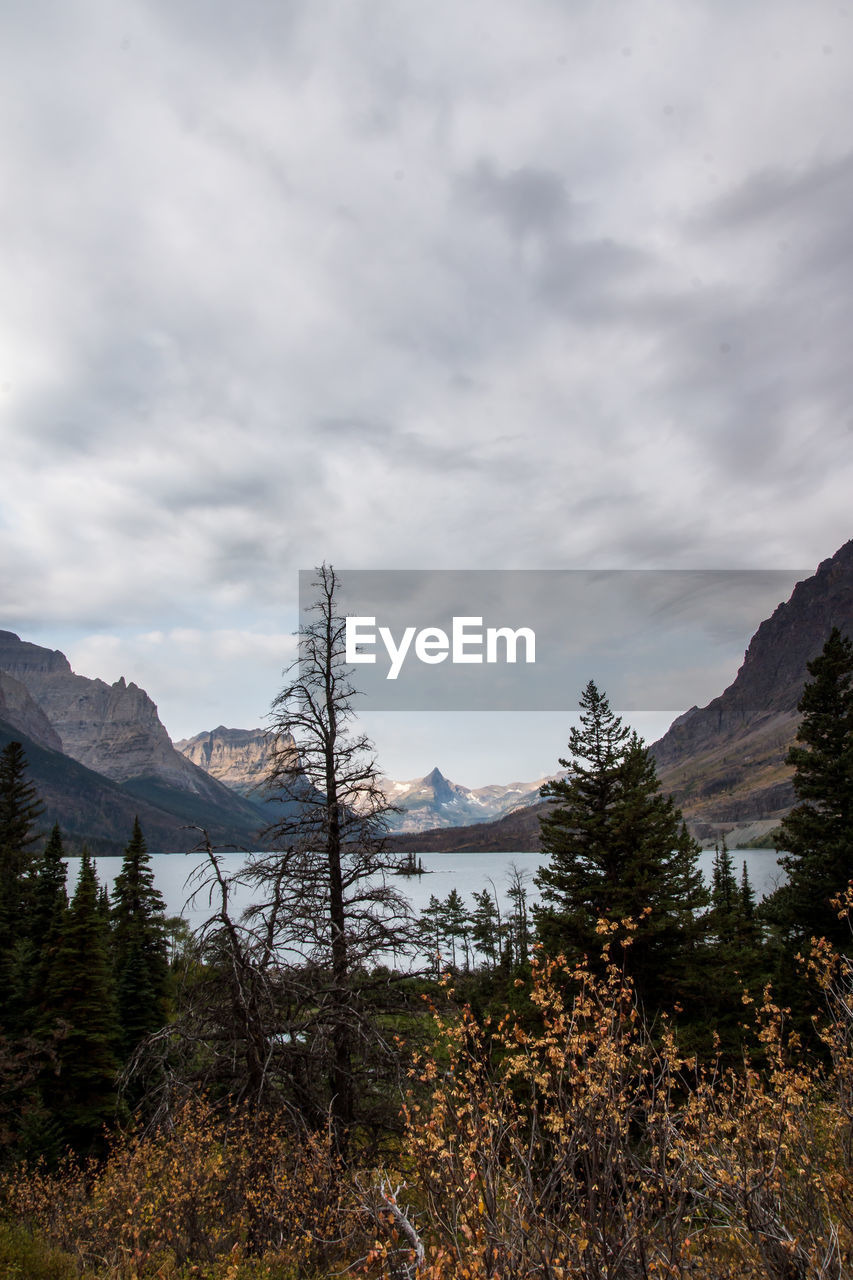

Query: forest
(1, 573), (853, 1280)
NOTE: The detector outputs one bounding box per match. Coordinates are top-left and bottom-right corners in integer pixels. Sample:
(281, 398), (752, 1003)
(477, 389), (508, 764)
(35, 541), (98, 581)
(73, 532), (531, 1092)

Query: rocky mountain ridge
(381, 765), (561, 832)
(392, 538), (853, 849)
(175, 726), (559, 834)
(650, 538), (853, 840)
(175, 725), (282, 796)
(0, 630), (267, 850)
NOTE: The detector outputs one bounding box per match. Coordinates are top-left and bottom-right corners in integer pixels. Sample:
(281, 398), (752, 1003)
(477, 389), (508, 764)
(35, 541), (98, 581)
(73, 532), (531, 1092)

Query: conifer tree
(506, 863), (531, 968)
(471, 887), (501, 970)
(534, 682), (708, 1008)
(419, 894), (446, 975)
(441, 888), (471, 972)
(0, 742), (45, 1030)
(46, 851), (121, 1154)
(0, 742), (44, 948)
(703, 840), (765, 1049)
(764, 628), (853, 949)
(709, 838), (738, 947)
(740, 860), (757, 928)
(111, 818), (170, 1058)
(30, 823), (68, 947)
(24, 822), (69, 1015)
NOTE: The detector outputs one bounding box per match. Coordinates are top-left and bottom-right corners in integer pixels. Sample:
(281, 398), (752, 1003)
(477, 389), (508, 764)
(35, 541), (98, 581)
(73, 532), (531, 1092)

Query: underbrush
(4, 929), (853, 1279)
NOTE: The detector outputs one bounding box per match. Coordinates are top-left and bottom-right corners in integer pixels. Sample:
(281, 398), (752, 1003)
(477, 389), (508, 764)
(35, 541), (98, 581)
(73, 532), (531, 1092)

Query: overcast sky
(2, 1), (852, 784)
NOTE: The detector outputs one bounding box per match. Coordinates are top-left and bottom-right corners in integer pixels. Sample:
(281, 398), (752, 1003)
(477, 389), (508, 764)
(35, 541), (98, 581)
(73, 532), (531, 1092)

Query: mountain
(175, 725), (279, 797)
(0, 631), (268, 851)
(176, 728), (557, 834)
(391, 538), (853, 850)
(650, 538), (853, 841)
(381, 766), (559, 832)
(0, 670), (63, 751)
(0, 715), (193, 854)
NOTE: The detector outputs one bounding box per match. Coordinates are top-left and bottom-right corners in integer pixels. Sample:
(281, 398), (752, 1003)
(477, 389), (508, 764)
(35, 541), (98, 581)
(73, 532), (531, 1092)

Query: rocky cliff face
(0, 630), (249, 804)
(175, 725), (281, 795)
(650, 538), (853, 837)
(0, 669), (63, 751)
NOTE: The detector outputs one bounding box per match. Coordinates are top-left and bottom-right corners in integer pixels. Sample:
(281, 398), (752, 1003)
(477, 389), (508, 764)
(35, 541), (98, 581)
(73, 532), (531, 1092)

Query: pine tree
(30, 823), (68, 948)
(46, 851), (121, 1154)
(740, 860), (757, 930)
(471, 888), (501, 970)
(709, 838), (738, 948)
(0, 742), (44, 940)
(534, 682), (708, 1008)
(111, 818), (170, 1058)
(24, 822), (69, 1015)
(703, 840), (766, 1050)
(0, 742), (45, 1029)
(419, 894), (446, 975)
(506, 863), (531, 968)
(764, 628), (853, 949)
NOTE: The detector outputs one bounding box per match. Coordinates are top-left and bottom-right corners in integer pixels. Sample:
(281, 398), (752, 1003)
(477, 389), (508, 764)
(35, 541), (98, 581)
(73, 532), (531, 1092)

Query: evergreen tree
(703, 840), (765, 1050)
(534, 682), (708, 1008)
(0, 742), (44, 945)
(471, 887), (501, 970)
(111, 818), (170, 1058)
(30, 823), (68, 949)
(442, 888), (471, 972)
(740, 860), (757, 930)
(22, 822), (69, 1018)
(0, 743), (45, 1030)
(506, 863), (532, 968)
(418, 894), (446, 976)
(764, 628), (853, 949)
(46, 851), (121, 1154)
(709, 838), (738, 947)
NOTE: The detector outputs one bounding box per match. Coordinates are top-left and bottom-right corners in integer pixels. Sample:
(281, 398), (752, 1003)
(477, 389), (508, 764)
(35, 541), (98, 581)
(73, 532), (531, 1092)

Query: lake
(63, 846), (788, 932)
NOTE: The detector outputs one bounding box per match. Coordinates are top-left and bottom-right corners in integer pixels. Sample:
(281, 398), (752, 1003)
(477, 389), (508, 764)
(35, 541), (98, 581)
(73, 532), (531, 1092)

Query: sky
(2, 1), (852, 786)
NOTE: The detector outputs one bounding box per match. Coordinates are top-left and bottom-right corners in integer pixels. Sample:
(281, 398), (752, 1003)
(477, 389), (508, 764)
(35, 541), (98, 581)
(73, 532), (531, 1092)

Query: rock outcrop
(0, 669), (63, 751)
(0, 630), (268, 845)
(175, 725), (279, 795)
(650, 538), (853, 838)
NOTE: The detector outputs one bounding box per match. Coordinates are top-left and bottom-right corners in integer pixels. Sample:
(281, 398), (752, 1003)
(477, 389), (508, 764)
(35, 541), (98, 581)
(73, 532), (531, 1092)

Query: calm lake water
(64, 847), (788, 932)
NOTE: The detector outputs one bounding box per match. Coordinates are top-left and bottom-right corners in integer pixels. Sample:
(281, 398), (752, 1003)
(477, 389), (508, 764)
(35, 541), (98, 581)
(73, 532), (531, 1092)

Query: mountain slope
(0, 716), (190, 853)
(391, 539), (853, 850)
(650, 538), (853, 839)
(0, 631), (267, 848)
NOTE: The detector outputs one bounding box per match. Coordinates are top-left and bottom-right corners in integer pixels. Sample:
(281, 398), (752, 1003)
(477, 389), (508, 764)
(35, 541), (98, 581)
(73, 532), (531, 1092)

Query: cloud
(1, 0), (852, 769)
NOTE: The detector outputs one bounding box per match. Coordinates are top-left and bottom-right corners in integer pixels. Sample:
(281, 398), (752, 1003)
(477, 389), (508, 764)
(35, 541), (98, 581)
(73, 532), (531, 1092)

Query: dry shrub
(6, 920), (853, 1279)
(1, 1097), (370, 1278)
(382, 925), (853, 1280)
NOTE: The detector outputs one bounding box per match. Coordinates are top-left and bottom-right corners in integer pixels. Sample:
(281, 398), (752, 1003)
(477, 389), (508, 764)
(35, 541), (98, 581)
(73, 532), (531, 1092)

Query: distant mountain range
(4, 536), (852, 853)
(378, 766), (561, 831)
(173, 728), (559, 833)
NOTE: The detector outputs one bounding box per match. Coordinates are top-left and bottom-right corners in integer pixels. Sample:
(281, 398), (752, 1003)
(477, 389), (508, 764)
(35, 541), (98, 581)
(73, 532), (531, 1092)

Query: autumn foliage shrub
(5, 922), (853, 1279)
(0, 1097), (370, 1278)
(388, 924), (853, 1280)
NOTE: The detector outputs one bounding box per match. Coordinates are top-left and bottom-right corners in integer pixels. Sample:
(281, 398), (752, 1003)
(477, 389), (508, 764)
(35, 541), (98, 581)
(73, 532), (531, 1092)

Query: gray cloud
(1, 0), (852, 764)
(456, 161), (570, 240)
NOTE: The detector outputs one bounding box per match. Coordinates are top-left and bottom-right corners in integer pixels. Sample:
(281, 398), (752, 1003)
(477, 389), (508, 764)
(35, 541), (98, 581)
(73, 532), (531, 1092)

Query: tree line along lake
(63, 846), (787, 935)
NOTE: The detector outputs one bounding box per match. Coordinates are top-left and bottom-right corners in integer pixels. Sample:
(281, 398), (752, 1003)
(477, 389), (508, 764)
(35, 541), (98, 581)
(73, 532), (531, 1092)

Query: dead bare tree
(246, 563), (416, 1154)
